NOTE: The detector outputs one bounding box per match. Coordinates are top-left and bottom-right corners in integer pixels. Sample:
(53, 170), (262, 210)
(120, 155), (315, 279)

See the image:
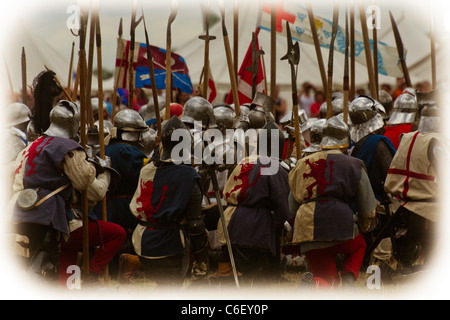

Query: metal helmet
(43, 100), (80, 140)
(140, 96), (165, 122)
(303, 118), (326, 153)
(320, 116), (350, 150)
(113, 108), (148, 142)
(280, 109), (309, 130)
(248, 107), (266, 129)
(161, 115), (189, 161)
(378, 90), (393, 120)
(181, 96), (217, 129)
(388, 91), (418, 125)
(349, 95), (385, 142)
(319, 98), (345, 119)
(213, 103), (235, 133)
(418, 104), (440, 133)
(91, 97), (107, 118)
(7, 103), (31, 128)
(141, 127), (157, 157)
(234, 103), (251, 130)
(260, 121), (285, 159)
(94, 119), (114, 136)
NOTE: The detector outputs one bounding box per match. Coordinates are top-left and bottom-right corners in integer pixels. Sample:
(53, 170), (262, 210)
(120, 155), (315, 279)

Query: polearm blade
(67, 41), (75, 95)
(141, 4), (162, 137)
(350, 0), (355, 101)
(305, 0), (327, 95)
(389, 11), (412, 88)
(326, 1), (339, 120)
(21, 47), (27, 105)
(219, 0), (240, 117)
(165, 0), (178, 120)
(281, 21), (301, 159)
(430, 6), (436, 89)
(246, 32), (264, 100)
(372, 1), (379, 100)
(111, 18), (124, 124)
(86, 2), (97, 127)
(200, 0), (215, 101)
(129, 0), (138, 109)
(358, 0), (377, 99)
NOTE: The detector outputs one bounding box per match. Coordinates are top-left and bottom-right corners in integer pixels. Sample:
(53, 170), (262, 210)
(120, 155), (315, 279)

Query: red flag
(206, 65), (217, 103)
(225, 27), (266, 105)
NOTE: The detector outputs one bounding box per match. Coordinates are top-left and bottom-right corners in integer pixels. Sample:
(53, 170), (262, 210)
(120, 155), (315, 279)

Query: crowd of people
(3, 67), (445, 295)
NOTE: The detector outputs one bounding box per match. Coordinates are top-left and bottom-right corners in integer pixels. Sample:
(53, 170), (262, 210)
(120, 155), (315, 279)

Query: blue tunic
(12, 136), (82, 236)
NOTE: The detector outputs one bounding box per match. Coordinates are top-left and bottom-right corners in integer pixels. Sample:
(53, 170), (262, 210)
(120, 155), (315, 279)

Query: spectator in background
(275, 85), (288, 125)
(176, 88), (191, 106)
(299, 82), (316, 117)
(393, 77), (407, 101)
(135, 88), (149, 107)
(309, 90), (325, 118)
(381, 83), (393, 97)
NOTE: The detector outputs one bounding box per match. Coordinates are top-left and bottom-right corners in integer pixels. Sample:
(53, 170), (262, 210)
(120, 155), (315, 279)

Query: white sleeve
(86, 171), (110, 202)
(62, 149), (96, 192)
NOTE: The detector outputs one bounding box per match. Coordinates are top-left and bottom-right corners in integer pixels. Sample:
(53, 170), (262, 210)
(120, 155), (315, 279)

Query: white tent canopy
(1, 0), (447, 108)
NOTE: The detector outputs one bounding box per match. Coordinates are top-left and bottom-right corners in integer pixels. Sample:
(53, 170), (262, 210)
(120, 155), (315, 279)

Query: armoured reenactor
(213, 103), (235, 134)
(384, 101), (445, 277)
(348, 95), (397, 268)
(91, 108), (150, 281)
(4, 103), (31, 165)
(129, 116), (209, 287)
(139, 96), (165, 129)
(181, 96), (217, 130)
(288, 116), (377, 287)
(301, 118), (326, 156)
(384, 89), (418, 149)
(378, 89), (394, 124)
(217, 121), (292, 285)
(10, 100), (125, 285)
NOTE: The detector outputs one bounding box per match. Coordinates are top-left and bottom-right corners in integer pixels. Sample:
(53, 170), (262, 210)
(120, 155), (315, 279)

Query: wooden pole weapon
(389, 11), (412, 88)
(326, 1), (339, 120)
(141, 3), (162, 137)
(305, 0), (328, 95)
(359, 0), (377, 99)
(219, 0), (240, 117)
(164, 0), (178, 120)
(21, 47), (27, 106)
